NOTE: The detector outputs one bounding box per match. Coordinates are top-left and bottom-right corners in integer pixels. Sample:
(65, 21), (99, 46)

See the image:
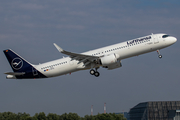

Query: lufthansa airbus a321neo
(3, 33), (177, 79)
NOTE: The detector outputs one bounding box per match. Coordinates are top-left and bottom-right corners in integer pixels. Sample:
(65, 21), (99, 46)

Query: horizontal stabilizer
(4, 72), (25, 76)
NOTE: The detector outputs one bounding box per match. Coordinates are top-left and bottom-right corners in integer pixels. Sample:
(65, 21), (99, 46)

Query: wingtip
(53, 43), (64, 52)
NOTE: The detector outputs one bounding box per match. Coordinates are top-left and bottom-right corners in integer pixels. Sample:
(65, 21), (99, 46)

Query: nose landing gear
(157, 50), (162, 59)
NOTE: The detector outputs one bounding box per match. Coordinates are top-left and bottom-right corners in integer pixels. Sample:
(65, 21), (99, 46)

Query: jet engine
(99, 53), (122, 70)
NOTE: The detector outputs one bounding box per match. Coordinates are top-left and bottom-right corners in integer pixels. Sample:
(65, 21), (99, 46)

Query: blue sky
(0, 0), (180, 117)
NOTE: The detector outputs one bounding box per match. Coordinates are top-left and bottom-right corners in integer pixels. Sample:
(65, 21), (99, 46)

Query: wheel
(94, 72), (100, 77)
(90, 69), (95, 75)
(158, 55), (162, 58)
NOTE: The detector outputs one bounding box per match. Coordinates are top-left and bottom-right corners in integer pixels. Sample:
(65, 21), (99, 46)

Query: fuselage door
(152, 34), (159, 44)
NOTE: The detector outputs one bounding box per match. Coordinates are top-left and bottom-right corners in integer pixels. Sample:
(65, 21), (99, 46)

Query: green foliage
(47, 113), (60, 120)
(83, 113), (126, 120)
(60, 113), (80, 120)
(0, 112), (126, 120)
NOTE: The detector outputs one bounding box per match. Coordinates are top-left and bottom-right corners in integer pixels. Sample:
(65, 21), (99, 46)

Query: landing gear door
(32, 67), (38, 76)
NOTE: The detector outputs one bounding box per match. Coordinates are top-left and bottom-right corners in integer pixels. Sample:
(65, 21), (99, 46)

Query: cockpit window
(162, 35), (170, 38)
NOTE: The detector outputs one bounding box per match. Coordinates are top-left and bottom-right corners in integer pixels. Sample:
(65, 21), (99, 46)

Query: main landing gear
(157, 50), (162, 59)
(90, 68), (100, 77)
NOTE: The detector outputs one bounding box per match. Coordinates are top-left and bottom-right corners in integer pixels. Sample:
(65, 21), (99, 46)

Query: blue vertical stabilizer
(3, 49), (47, 79)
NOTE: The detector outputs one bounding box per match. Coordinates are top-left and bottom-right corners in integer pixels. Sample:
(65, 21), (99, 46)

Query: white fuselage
(34, 33), (177, 78)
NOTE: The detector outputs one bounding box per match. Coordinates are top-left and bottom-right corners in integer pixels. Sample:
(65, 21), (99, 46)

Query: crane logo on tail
(11, 58), (23, 70)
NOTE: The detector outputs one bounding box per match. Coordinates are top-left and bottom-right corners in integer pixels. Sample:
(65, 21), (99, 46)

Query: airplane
(3, 33), (177, 79)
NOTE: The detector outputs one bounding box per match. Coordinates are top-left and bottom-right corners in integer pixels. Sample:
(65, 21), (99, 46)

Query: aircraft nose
(167, 36), (177, 45)
(173, 37), (177, 43)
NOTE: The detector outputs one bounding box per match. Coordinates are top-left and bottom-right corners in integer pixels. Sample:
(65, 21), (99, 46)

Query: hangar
(128, 101), (180, 120)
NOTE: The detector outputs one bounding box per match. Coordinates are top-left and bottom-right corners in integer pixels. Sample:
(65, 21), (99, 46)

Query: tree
(34, 112), (47, 120)
(60, 113), (81, 120)
(47, 113), (60, 120)
(17, 112), (31, 120)
(0, 112), (18, 120)
(84, 113), (126, 120)
(0, 112), (127, 120)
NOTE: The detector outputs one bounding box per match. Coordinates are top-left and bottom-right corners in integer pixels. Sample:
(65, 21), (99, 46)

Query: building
(128, 101), (180, 120)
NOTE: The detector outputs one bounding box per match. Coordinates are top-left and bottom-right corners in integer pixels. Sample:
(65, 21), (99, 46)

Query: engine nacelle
(100, 53), (118, 66)
(106, 60), (122, 70)
(100, 53), (122, 70)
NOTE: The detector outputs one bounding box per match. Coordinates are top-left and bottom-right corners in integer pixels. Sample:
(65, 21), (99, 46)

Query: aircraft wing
(54, 43), (99, 64)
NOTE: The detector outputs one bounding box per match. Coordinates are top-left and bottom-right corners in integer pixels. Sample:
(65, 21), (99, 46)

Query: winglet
(53, 43), (64, 52)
